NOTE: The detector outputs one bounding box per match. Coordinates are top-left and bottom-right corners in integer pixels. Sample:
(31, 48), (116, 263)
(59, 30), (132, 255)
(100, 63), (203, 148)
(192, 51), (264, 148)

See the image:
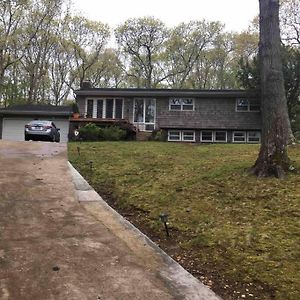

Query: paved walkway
(0, 141), (220, 300)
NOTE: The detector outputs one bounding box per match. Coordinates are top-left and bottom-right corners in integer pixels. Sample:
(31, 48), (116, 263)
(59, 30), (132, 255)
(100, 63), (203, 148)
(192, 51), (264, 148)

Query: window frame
(200, 130), (213, 142)
(133, 98), (156, 131)
(168, 130), (196, 142)
(85, 98), (124, 119)
(169, 98), (195, 111)
(168, 130), (181, 141)
(236, 98), (260, 112)
(233, 131), (247, 143)
(182, 130), (196, 142)
(247, 131), (261, 143)
(214, 131), (227, 143)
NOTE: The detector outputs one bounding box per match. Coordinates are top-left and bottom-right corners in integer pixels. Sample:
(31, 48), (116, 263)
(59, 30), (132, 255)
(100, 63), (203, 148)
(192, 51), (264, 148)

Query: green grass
(69, 142), (300, 300)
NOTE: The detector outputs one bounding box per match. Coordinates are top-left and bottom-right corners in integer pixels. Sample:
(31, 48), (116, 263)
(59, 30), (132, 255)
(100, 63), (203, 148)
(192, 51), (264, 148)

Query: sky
(72, 0), (259, 32)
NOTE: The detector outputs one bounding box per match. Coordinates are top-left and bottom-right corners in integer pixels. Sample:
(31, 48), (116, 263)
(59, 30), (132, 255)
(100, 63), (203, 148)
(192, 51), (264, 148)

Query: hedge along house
(74, 85), (261, 143)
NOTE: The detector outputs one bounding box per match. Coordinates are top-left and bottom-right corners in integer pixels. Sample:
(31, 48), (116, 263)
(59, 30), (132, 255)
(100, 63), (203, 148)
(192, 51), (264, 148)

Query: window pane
(134, 99), (144, 122)
(182, 104), (194, 110)
(97, 100), (103, 118)
(145, 99), (155, 123)
(170, 104), (181, 110)
(115, 98), (123, 119)
(236, 99), (249, 111)
(145, 124), (155, 131)
(170, 98), (181, 105)
(248, 131), (261, 143)
(170, 98), (182, 110)
(106, 99), (114, 118)
(233, 132), (246, 142)
(168, 131), (181, 141)
(182, 131), (195, 141)
(87, 99), (93, 118)
(201, 131), (213, 141)
(182, 99), (193, 105)
(215, 131), (227, 142)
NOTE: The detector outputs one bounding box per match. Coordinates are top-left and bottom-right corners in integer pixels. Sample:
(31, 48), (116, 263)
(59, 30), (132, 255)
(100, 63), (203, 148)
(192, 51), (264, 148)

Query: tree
(280, 0), (300, 45)
(115, 17), (168, 88)
(65, 16), (110, 90)
(164, 20), (223, 88)
(251, 0), (292, 178)
(237, 46), (300, 132)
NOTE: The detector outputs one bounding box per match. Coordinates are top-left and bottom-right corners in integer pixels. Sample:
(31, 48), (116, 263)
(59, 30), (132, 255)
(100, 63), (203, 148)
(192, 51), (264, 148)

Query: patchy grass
(69, 142), (300, 300)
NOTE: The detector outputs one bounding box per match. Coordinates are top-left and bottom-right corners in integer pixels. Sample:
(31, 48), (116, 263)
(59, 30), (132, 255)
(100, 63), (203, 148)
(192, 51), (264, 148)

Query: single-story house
(74, 86), (261, 143)
(0, 105), (73, 142)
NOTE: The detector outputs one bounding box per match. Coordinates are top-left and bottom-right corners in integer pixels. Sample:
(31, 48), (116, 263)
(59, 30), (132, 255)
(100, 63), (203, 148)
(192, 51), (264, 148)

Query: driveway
(0, 141), (220, 300)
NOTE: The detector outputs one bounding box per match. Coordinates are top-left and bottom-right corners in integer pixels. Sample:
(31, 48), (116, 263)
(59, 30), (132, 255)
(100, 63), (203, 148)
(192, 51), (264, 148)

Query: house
(0, 105), (73, 142)
(74, 87), (262, 143)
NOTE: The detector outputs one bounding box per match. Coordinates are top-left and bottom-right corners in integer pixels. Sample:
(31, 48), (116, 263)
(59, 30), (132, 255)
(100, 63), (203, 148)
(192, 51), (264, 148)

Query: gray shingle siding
(156, 97), (261, 130)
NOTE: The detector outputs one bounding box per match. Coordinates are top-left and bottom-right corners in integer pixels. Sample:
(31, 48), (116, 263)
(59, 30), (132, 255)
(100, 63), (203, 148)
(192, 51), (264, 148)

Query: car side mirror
(57, 128), (60, 131)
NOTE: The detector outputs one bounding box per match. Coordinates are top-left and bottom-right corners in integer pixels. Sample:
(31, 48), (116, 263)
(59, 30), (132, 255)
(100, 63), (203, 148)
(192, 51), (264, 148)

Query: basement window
(233, 131), (246, 143)
(247, 131), (261, 143)
(201, 131), (213, 142)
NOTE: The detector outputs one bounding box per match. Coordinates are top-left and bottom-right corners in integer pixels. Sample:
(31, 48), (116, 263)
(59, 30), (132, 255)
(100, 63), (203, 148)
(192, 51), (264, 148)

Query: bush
(100, 126), (127, 141)
(78, 123), (101, 141)
(149, 129), (167, 141)
(78, 124), (127, 141)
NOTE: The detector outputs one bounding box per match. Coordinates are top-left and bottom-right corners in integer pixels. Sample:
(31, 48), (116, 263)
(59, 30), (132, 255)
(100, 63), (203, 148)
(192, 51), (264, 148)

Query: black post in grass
(159, 212), (170, 237)
(88, 160), (93, 171)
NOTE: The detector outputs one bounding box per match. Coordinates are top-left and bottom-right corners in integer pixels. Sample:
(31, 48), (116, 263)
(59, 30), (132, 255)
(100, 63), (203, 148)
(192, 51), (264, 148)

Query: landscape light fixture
(159, 212), (170, 237)
(88, 160), (93, 171)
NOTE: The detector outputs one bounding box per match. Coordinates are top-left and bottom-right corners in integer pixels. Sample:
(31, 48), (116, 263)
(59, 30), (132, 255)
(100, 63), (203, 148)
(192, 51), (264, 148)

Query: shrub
(78, 123), (101, 141)
(149, 129), (167, 141)
(100, 126), (127, 141)
(78, 124), (127, 141)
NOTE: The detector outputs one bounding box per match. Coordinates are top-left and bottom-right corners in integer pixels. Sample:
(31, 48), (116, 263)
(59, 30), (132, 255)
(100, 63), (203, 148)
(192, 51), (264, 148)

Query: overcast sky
(72, 0), (259, 32)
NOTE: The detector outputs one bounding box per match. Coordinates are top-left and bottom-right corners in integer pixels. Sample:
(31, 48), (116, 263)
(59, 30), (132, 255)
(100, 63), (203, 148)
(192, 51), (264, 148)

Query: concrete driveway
(0, 141), (220, 300)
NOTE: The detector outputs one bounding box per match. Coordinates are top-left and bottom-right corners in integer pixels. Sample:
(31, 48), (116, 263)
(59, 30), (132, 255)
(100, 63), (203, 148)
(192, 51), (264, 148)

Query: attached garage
(0, 105), (72, 143)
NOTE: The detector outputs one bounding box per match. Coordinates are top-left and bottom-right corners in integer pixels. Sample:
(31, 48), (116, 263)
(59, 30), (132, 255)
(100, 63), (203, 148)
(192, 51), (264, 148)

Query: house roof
(0, 104), (73, 116)
(74, 88), (259, 98)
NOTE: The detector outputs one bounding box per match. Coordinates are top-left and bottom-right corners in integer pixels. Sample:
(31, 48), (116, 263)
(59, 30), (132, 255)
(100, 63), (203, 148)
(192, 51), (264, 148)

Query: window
(201, 130), (227, 142)
(115, 98), (123, 119)
(133, 98), (156, 131)
(168, 131), (181, 141)
(106, 98), (114, 118)
(168, 130), (195, 142)
(86, 99), (94, 118)
(97, 100), (103, 118)
(215, 131), (227, 142)
(169, 98), (194, 111)
(236, 99), (260, 112)
(201, 131), (213, 142)
(247, 131), (261, 143)
(233, 131), (246, 143)
(182, 131), (195, 142)
(86, 98), (123, 119)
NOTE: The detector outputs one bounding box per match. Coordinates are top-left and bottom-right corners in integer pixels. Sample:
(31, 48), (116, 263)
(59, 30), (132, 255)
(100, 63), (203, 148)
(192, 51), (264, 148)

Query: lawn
(68, 142), (300, 300)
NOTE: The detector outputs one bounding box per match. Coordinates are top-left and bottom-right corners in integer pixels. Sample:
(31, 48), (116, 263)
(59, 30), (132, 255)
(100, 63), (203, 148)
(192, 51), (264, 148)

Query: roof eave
(74, 89), (258, 98)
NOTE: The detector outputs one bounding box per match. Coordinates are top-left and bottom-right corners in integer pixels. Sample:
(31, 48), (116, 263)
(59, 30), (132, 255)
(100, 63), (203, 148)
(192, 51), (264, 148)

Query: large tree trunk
(251, 0), (291, 178)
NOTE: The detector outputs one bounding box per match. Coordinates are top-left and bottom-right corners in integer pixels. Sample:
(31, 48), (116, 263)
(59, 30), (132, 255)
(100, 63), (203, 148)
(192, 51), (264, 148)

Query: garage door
(2, 118), (70, 142)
